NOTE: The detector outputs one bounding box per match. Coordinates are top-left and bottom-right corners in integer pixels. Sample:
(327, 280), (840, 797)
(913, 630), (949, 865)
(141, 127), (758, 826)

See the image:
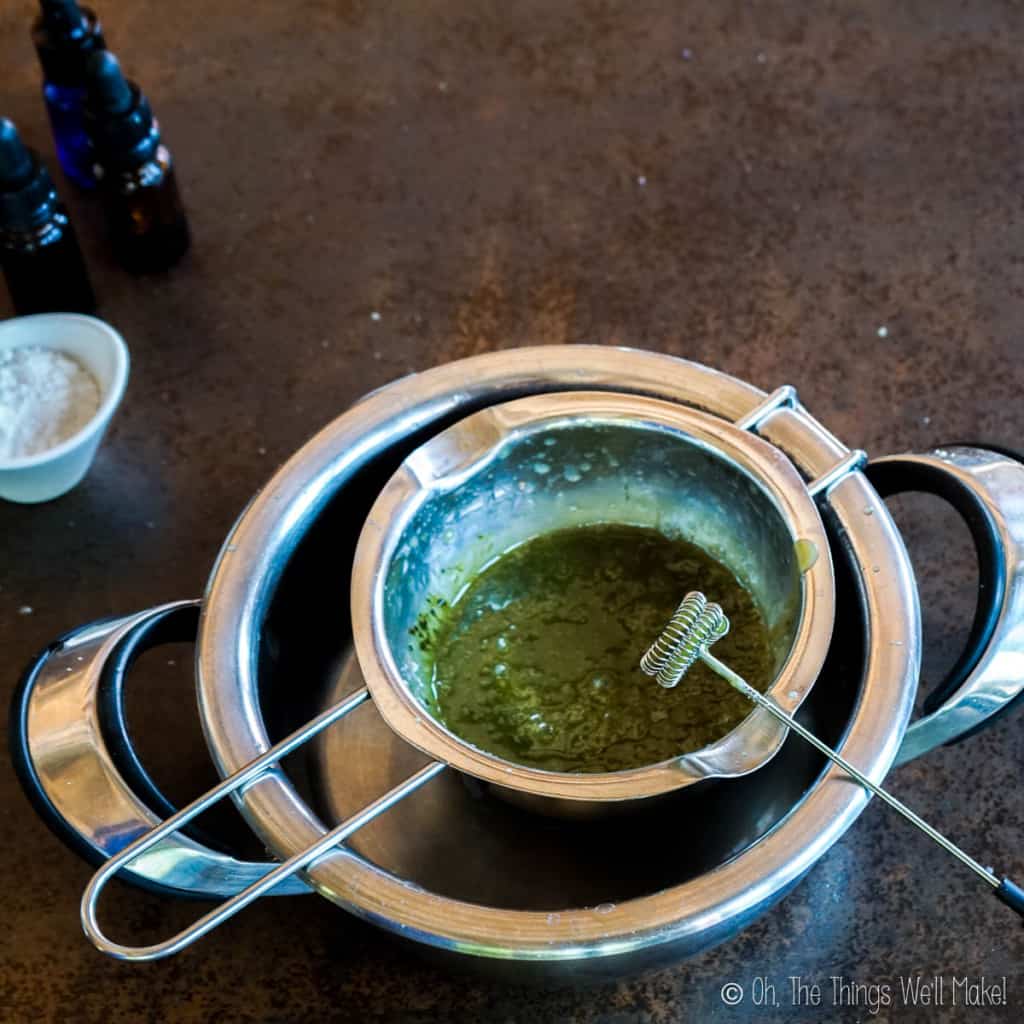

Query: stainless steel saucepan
(352, 391), (836, 817)
(12, 346), (1024, 980)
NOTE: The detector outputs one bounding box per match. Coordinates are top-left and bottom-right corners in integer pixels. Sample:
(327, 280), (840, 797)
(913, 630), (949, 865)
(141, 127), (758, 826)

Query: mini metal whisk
(642, 592), (1024, 920)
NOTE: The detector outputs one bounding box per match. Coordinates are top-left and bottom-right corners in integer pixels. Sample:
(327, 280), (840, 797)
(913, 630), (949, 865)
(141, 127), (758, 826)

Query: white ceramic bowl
(0, 314), (129, 504)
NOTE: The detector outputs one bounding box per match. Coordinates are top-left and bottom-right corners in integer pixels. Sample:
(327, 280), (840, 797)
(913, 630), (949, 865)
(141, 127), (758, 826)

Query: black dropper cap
(0, 121), (34, 188)
(0, 119), (58, 228)
(84, 51), (160, 170)
(33, 0), (106, 87)
(88, 50), (133, 114)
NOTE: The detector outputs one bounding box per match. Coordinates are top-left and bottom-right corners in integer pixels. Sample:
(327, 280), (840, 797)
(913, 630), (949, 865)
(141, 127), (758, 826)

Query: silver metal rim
(197, 346), (920, 959)
(352, 391), (836, 800)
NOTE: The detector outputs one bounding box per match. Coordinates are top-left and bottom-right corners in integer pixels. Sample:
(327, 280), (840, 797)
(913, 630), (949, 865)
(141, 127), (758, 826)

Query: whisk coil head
(641, 591), (730, 688)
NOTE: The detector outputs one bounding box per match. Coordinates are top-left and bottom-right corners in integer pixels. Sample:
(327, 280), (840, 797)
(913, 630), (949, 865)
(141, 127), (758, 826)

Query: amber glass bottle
(84, 51), (189, 272)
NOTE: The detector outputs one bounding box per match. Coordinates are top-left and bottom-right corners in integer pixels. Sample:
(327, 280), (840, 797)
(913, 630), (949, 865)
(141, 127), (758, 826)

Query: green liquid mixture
(425, 524), (776, 773)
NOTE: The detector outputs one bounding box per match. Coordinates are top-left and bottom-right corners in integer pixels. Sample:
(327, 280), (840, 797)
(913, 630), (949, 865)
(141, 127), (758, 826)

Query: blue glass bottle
(41, 81), (94, 189)
(32, 1), (106, 190)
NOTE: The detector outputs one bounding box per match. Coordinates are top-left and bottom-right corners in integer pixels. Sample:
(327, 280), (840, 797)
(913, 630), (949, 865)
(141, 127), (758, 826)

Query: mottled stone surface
(2, 0), (1023, 1020)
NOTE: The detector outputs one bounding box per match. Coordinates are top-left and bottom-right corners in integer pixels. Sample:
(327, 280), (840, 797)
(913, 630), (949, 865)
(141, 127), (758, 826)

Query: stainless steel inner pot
(352, 391), (835, 811)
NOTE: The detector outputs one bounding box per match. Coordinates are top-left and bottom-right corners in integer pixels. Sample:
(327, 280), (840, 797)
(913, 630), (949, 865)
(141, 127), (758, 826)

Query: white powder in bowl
(0, 346), (102, 460)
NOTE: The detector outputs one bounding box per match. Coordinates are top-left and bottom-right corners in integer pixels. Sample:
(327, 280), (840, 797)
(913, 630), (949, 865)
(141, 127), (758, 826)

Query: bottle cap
(0, 119), (58, 230)
(87, 51), (133, 115)
(32, 1), (106, 87)
(84, 52), (160, 170)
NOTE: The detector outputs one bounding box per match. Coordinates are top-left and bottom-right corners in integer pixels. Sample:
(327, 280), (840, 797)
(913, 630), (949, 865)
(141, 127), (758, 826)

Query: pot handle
(78, 684), (445, 960)
(865, 445), (1024, 765)
(9, 601), (308, 898)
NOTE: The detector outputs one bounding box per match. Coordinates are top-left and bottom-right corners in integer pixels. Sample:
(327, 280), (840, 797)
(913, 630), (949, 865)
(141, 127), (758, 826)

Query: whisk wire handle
(642, 589), (1024, 922)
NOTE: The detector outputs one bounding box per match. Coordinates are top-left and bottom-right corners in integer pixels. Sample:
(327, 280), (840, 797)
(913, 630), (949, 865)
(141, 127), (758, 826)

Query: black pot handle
(864, 454), (1004, 715)
(9, 601), (309, 899)
(865, 445), (1024, 762)
(92, 603), (232, 850)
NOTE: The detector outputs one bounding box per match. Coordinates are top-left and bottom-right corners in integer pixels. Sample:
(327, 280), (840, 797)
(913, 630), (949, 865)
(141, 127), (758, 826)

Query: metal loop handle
(732, 384), (868, 499)
(80, 685), (446, 961)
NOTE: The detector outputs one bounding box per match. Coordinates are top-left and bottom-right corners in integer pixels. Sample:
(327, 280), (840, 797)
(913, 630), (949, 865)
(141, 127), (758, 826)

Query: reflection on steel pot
(12, 346), (1024, 980)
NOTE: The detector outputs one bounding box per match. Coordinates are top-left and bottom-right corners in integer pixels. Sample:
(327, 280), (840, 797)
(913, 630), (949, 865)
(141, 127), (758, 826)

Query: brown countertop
(2, 1), (1022, 1020)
